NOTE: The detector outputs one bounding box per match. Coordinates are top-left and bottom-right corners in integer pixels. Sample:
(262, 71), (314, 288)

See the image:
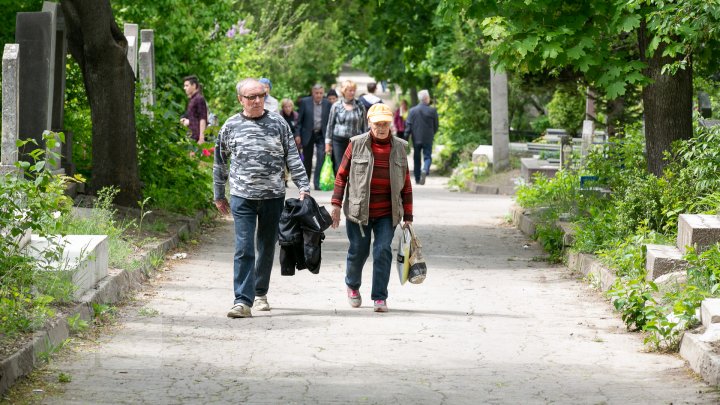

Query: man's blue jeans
(230, 195), (284, 306)
(345, 216), (397, 301)
(413, 141), (433, 182)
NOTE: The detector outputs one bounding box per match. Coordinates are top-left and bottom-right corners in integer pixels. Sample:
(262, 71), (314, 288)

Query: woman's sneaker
(227, 303), (252, 318)
(347, 287), (362, 308)
(254, 295), (271, 311)
(373, 300), (388, 313)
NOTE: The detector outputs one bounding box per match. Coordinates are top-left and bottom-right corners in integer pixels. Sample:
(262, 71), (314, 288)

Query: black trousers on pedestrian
(303, 131), (325, 190)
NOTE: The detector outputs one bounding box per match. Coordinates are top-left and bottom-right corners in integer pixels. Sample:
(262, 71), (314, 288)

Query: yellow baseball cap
(367, 103), (393, 123)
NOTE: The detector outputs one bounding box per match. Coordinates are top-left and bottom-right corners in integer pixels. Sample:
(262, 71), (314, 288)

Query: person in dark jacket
(405, 89), (439, 185)
(296, 84), (331, 190)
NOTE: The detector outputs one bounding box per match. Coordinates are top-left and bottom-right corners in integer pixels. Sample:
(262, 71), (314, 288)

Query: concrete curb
(680, 327), (720, 386)
(465, 181), (516, 195)
(510, 205), (720, 387)
(509, 206), (617, 291)
(0, 210), (206, 395)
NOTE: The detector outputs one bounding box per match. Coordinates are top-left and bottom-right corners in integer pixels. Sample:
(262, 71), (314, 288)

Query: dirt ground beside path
(6, 173), (718, 404)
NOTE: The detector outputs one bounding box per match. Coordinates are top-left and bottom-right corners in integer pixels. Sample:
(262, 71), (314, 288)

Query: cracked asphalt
(31, 175), (720, 404)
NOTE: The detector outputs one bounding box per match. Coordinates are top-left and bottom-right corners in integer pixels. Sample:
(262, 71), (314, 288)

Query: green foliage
(546, 86), (585, 136)
(448, 160), (491, 190)
(516, 169), (580, 216)
(535, 223), (564, 263)
(135, 92), (213, 215)
(67, 313), (89, 334)
(59, 187), (137, 270)
(597, 229), (669, 278)
(607, 276), (658, 331)
(58, 372), (72, 383)
(0, 132), (75, 337)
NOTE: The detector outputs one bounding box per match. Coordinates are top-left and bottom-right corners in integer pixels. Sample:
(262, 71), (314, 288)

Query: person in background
(280, 98), (300, 150)
(327, 89), (338, 105)
(405, 89), (439, 185)
(180, 75), (208, 144)
(393, 99), (409, 141)
(296, 84), (331, 190)
(325, 79), (367, 174)
(358, 82), (382, 110)
(214, 78), (310, 319)
(259, 77), (279, 113)
(330, 103), (413, 313)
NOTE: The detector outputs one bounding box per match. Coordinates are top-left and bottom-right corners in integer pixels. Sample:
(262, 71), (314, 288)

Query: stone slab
(25, 234), (108, 300)
(2, 43), (19, 167)
(521, 158), (559, 183)
(15, 12), (54, 151)
(472, 145), (493, 164)
(679, 324), (720, 386)
(645, 244), (688, 280)
(702, 299), (720, 329)
(677, 214), (720, 254)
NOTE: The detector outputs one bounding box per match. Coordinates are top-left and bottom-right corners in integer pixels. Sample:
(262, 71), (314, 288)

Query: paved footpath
(27, 175), (719, 404)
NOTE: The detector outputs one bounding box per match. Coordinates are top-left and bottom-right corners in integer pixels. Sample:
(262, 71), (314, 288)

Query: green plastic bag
(319, 155), (335, 191)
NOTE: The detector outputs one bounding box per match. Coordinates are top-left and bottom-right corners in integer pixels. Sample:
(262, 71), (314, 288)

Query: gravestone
(490, 68), (509, 172)
(698, 91), (712, 119)
(138, 29), (155, 110)
(42, 1), (69, 174)
(124, 23), (139, 77)
(15, 11), (54, 155)
(1, 44), (20, 177)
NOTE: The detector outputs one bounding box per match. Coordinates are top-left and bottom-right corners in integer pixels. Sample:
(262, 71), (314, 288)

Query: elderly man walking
(296, 84), (331, 190)
(405, 89), (439, 185)
(214, 78), (310, 318)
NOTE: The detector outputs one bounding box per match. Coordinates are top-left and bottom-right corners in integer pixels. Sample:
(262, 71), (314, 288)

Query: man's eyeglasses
(242, 93), (266, 101)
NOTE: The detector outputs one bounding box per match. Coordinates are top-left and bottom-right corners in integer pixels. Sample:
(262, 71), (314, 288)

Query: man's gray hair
(236, 78), (261, 95)
(418, 89), (430, 104)
(312, 83), (324, 91)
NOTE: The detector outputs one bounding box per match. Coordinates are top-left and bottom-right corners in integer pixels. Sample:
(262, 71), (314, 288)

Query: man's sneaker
(254, 295), (271, 311)
(419, 172), (426, 185)
(373, 300), (388, 313)
(347, 287), (362, 308)
(227, 303), (252, 318)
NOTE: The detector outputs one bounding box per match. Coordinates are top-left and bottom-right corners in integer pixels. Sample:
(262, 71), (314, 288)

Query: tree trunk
(638, 19), (693, 177)
(61, 0), (140, 206)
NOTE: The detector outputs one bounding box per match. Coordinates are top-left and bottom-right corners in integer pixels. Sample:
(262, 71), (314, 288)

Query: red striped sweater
(331, 134), (413, 222)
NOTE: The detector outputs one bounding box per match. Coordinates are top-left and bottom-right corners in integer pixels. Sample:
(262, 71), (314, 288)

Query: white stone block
(26, 234), (108, 300)
(472, 145), (493, 164)
(702, 298), (720, 329)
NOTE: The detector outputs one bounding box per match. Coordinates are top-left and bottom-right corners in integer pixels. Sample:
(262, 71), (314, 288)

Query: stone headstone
(559, 135), (573, 170)
(140, 29), (155, 90)
(1, 44), (20, 177)
(581, 120), (594, 157)
(42, 2), (68, 174)
(698, 91), (712, 119)
(124, 23), (139, 77)
(139, 29), (156, 112)
(42, 1), (67, 132)
(490, 68), (509, 172)
(15, 11), (54, 154)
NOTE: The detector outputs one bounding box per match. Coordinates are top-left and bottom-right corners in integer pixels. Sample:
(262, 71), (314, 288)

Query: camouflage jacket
(213, 110), (310, 200)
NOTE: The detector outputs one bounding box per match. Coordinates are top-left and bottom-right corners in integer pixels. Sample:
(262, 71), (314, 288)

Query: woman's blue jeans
(230, 195), (284, 306)
(345, 216), (397, 301)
